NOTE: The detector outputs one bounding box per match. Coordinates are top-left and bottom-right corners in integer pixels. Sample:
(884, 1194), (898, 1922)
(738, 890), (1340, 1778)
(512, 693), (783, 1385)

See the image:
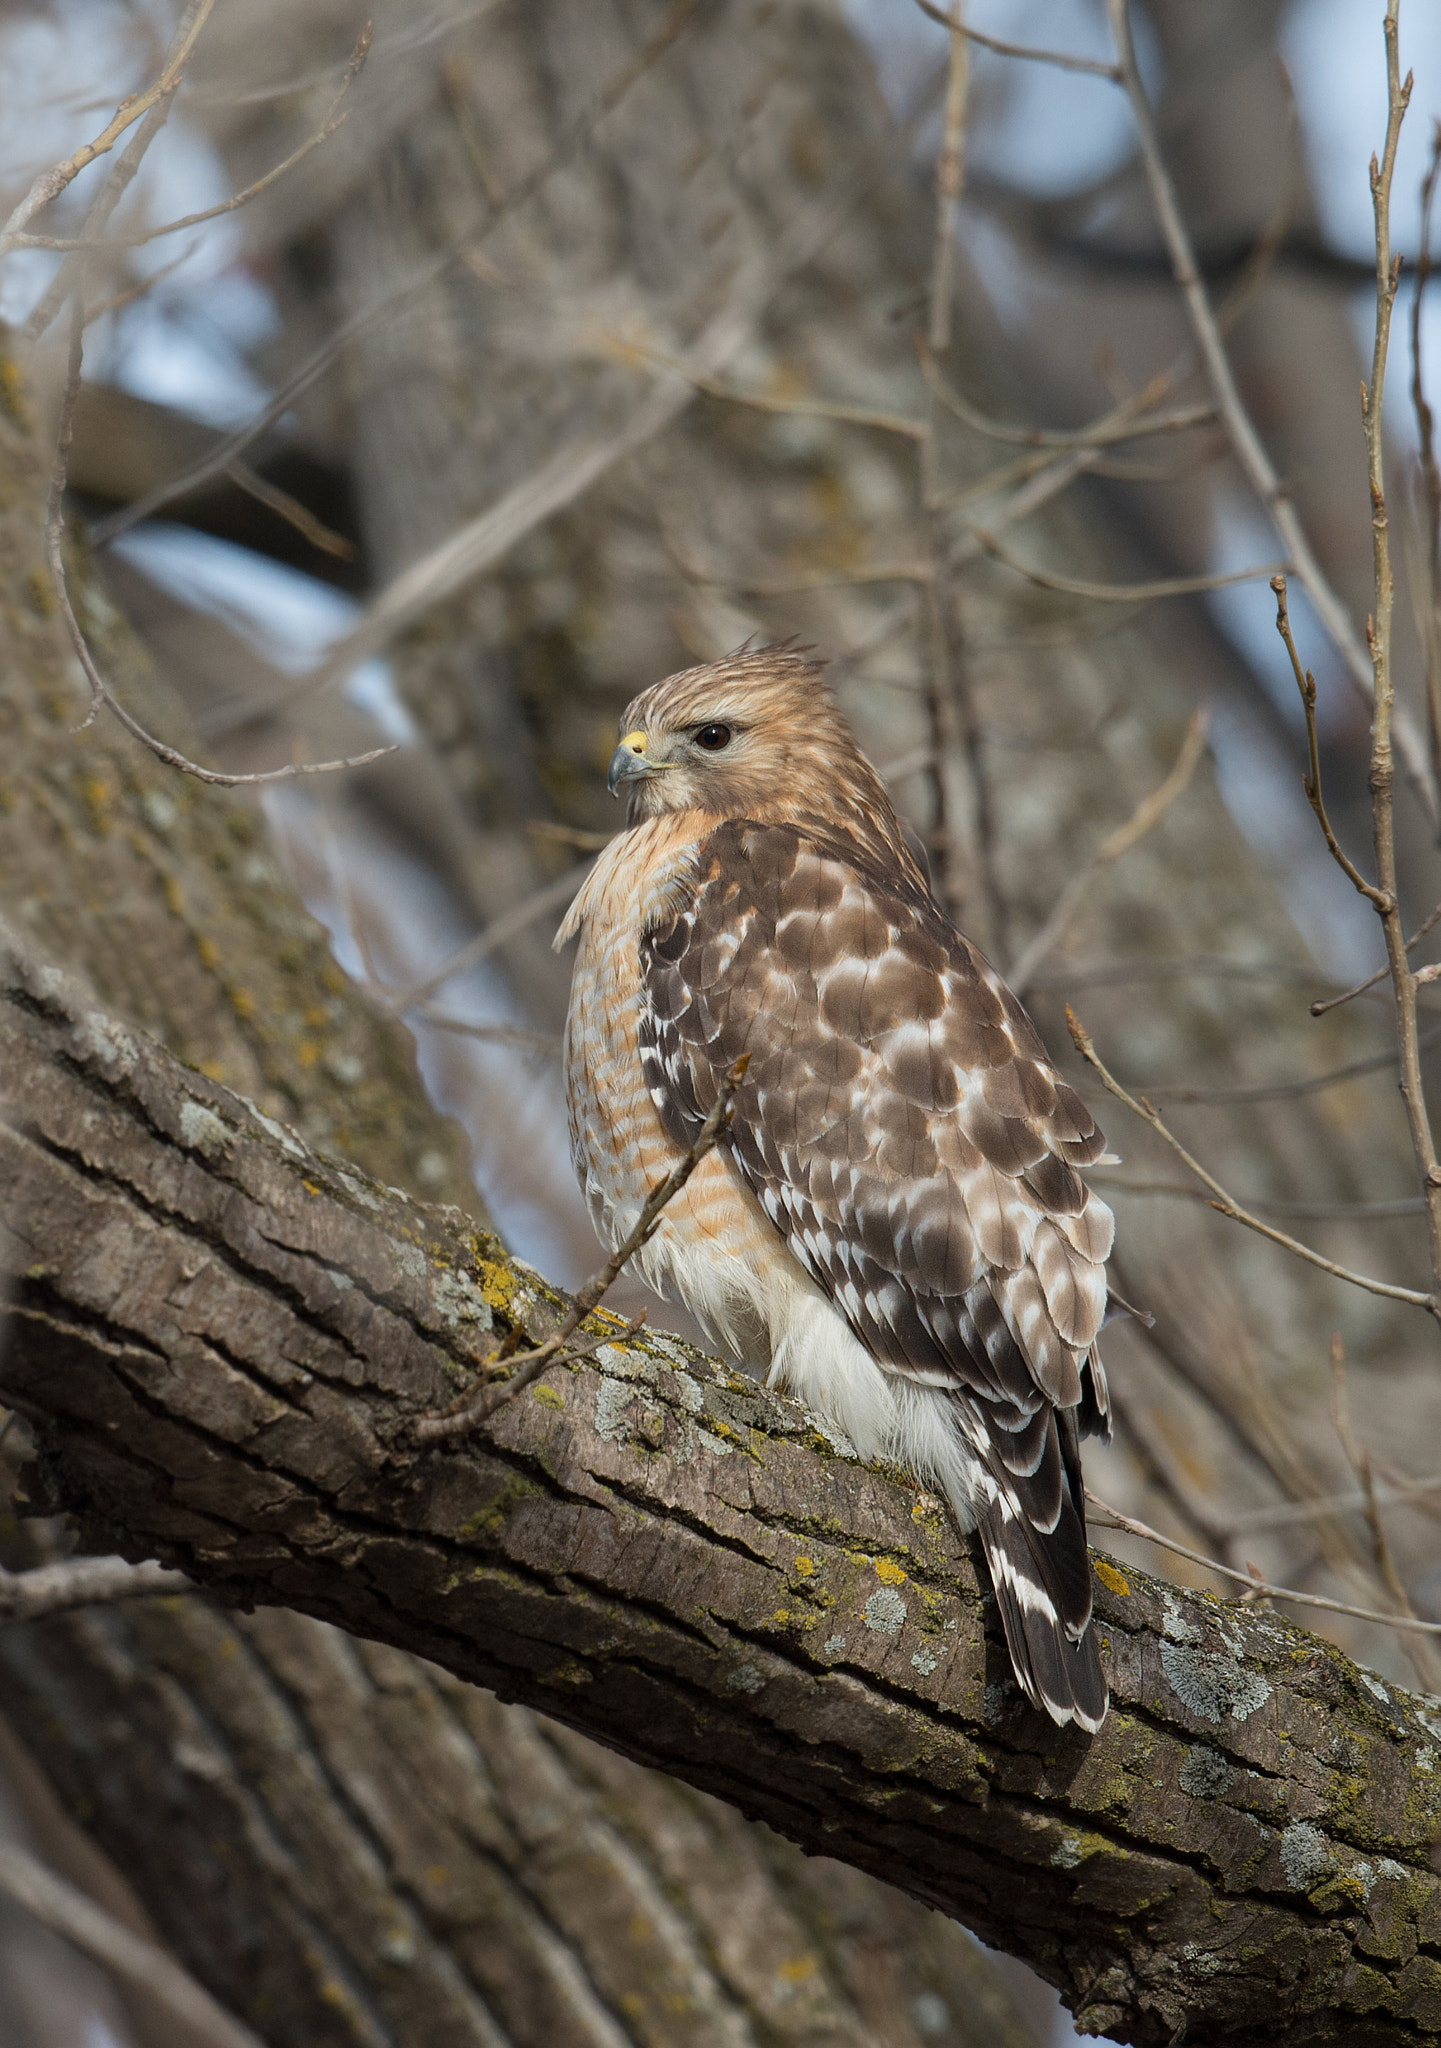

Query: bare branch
(910, 0), (1122, 80)
(1330, 1338), (1436, 1683)
(13, 25), (373, 256)
(972, 526), (1285, 603)
(927, 1), (969, 357)
(1411, 119), (1441, 792)
(0, 1555), (189, 1623)
(388, 860), (595, 1012)
(1352, 8), (1441, 1296)
(1104, 0), (1439, 825)
(1272, 575), (1393, 910)
(412, 1008), (559, 1054)
(0, 0), (216, 258)
(1092, 1175), (1424, 1222)
(226, 460), (357, 562)
(23, 86), (178, 344)
(1310, 899), (1441, 1014)
(44, 298), (394, 787)
(1131, 1021), (1441, 1106)
(1009, 710), (1209, 993)
(921, 352), (1214, 452)
(1066, 1006), (1436, 1310)
(634, 352), (926, 440)
(1227, 1470), (1441, 1535)
(1087, 1494), (1441, 1636)
(201, 171), (867, 740)
(0, 1845), (262, 2048)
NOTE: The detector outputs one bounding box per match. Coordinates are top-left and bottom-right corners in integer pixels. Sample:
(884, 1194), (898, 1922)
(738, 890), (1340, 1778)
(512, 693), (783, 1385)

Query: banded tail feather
(975, 1491), (1107, 1734)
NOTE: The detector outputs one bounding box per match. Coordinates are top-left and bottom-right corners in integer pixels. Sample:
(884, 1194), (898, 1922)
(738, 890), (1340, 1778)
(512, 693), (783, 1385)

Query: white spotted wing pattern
(638, 818), (1115, 1730)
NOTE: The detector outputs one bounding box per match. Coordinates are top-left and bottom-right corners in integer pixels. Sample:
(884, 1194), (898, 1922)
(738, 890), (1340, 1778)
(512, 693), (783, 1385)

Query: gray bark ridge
(2, 918), (1439, 2048)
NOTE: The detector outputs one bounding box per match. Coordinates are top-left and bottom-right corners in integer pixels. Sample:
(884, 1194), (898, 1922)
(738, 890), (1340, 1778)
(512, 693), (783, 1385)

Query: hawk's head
(608, 643), (918, 876)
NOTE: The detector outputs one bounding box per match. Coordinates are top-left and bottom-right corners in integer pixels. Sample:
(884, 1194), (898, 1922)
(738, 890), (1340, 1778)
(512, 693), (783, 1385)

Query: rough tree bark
(3, 925), (1440, 2048)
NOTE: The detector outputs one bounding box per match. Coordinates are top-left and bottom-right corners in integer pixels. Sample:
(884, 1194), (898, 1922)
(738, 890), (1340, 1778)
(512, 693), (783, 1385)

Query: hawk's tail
(976, 1492), (1108, 1734)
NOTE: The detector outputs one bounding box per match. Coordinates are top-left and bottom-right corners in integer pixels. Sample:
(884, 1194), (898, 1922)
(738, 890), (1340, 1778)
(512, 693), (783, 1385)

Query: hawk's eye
(694, 723), (732, 751)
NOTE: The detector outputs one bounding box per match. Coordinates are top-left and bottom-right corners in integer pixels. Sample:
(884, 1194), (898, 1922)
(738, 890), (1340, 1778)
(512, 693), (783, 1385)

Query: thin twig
(82, 238), (197, 325)
(910, 0), (1121, 80)
(0, 1846), (262, 2048)
(1087, 1493), (1441, 1636)
(23, 85), (179, 344)
(1030, 953), (1328, 993)
(973, 527), (1285, 603)
(1412, 120), (1441, 794)
(1090, 1176), (1424, 1223)
(0, 0), (216, 257)
(634, 353), (926, 440)
(1132, 1022), (1441, 1106)
(527, 821), (617, 852)
(15, 26), (373, 256)
(412, 1008), (559, 1054)
(227, 461), (357, 562)
(388, 861), (595, 1012)
(1331, 1337), (1428, 1627)
(685, 562), (932, 597)
(45, 297), (394, 787)
(943, 448), (1102, 582)
(1357, 9), (1441, 1299)
(1105, 1376), (1239, 1560)
(1310, 899), (1441, 1015)
(921, 15), (1008, 945)
(0, 1555), (190, 1623)
(1066, 1007), (1435, 1309)
(1008, 710), (1209, 993)
(1227, 1469), (1441, 1534)
(1272, 575), (1392, 909)
(188, 0), (503, 108)
(1104, 0), (1437, 826)
(927, 0), (969, 358)
(414, 1063), (748, 1441)
(921, 353), (1212, 452)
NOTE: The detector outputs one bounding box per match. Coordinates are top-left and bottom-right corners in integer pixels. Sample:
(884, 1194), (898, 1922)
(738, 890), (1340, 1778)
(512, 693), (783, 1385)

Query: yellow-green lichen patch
(1094, 1558), (1131, 1598)
(532, 1385), (565, 1411)
(475, 1257), (520, 1319)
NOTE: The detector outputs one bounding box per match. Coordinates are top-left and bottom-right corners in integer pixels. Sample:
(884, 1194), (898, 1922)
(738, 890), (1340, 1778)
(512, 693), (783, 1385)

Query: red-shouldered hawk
(558, 646), (1113, 1730)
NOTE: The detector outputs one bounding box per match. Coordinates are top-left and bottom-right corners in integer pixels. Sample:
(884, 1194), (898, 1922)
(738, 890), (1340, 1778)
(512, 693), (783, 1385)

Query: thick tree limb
(2, 922), (1440, 2048)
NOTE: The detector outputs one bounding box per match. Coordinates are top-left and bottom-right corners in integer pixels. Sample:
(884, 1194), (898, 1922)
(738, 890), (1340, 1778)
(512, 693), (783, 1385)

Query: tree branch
(0, 1844), (260, 2048)
(2, 922), (1440, 2047)
(0, 1556), (189, 1624)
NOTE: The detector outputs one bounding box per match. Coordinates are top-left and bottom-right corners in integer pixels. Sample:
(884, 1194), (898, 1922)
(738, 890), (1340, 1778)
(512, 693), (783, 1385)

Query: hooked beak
(608, 729), (661, 797)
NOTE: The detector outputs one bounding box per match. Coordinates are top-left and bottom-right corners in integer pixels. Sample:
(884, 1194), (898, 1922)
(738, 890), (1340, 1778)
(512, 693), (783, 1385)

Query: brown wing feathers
(639, 818), (1113, 1729)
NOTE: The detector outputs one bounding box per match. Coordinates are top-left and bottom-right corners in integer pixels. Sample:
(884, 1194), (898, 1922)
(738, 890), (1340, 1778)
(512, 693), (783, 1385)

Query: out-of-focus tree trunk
(0, 339), (1039, 2048)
